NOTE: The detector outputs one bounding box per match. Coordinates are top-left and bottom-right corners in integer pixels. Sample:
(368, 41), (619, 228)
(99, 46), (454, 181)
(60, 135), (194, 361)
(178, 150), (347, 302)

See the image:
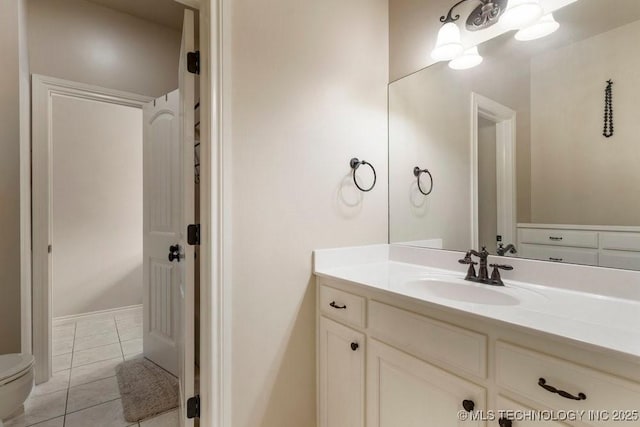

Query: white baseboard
(53, 304), (142, 325)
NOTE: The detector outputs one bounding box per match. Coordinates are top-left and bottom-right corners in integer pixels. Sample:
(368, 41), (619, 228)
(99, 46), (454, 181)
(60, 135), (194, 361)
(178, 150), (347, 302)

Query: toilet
(0, 354), (35, 427)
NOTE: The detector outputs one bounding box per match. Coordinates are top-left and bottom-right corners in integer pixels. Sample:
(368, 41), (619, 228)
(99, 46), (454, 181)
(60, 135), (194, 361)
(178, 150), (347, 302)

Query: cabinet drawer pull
(462, 400), (475, 412)
(549, 257), (563, 262)
(350, 342), (359, 351)
(538, 378), (586, 401)
(329, 301), (347, 309)
(498, 418), (512, 427)
(549, 236), (563, 241)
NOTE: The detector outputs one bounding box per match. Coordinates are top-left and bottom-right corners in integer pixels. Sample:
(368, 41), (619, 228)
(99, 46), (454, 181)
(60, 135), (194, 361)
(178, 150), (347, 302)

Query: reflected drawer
(519, 229), (598, 248)
(496, 342), (640, 427)
(518, 244), (598, 265)
(599, 250), (640, 271)
(368, 300), (487, 378)
(319, 284), (366, 328)
(600, 232), (640, 252)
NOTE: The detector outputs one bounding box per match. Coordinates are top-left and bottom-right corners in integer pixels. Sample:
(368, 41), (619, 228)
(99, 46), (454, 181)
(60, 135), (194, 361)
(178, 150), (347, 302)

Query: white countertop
(314, 246), (640, 359)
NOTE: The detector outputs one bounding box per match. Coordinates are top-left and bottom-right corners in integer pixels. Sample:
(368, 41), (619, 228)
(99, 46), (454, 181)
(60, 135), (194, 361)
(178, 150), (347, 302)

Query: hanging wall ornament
(603, 79), (614, 138)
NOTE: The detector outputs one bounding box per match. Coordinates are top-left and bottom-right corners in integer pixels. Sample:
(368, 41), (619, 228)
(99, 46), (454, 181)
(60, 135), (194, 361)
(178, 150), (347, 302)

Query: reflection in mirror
(389, 0), (640, 271)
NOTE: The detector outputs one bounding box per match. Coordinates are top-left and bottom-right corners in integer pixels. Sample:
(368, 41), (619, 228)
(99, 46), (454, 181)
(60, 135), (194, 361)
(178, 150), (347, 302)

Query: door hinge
(187, 224), (200, 246)
(186, 395), (200, 419)
(48, 244), (52, 254)
(187, 51), (200, 75)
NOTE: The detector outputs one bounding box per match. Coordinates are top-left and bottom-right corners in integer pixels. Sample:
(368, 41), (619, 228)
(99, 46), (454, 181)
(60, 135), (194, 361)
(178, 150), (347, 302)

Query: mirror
(389, 0), (640, 271)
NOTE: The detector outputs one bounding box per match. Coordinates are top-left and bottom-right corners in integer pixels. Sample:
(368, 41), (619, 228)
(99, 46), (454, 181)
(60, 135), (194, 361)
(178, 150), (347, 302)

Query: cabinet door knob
(462, 399), (475, 412)
(350, 342), (359, 351)
(498, 418), (512, 427)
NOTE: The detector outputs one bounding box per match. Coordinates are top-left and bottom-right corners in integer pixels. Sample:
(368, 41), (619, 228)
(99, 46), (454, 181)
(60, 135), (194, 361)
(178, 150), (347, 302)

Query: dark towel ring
(350, 158), (377, 192)
(413, 166), (433, 196)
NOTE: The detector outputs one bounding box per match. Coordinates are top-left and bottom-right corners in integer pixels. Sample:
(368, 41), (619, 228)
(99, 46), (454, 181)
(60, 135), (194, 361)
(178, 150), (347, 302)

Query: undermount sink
(404, 279), (520, 306)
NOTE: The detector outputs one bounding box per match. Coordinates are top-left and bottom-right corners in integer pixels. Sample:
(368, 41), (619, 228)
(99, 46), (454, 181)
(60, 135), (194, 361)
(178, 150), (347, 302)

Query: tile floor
(5, 309), (179, 427)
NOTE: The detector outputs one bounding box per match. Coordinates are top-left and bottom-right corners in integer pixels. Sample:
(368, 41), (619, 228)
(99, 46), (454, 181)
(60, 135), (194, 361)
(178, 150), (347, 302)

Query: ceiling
(84, 0), (186, 30)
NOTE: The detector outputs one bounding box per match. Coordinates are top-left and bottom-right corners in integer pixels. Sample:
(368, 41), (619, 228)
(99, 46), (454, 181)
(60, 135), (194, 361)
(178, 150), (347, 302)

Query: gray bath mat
(115, 358), (179, 422)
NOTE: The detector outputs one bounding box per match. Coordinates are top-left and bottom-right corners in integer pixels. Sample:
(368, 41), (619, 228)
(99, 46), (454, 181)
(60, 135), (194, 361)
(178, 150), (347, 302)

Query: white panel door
(177, 9), (196, 427)
(367, 339), (486, 427)
(319, 317), (365, 427)
(142, 9), (196, 427)
(143, 89), (182, 376)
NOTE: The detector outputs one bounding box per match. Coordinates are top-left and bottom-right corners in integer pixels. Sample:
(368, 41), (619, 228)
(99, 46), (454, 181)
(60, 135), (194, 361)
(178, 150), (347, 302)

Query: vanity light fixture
(500, 0), (543, 30)
(449, 46), (483, 70)
(432, 0), (551, 67)
(431, 0), (508, 61)
(514, 13), (560, 41)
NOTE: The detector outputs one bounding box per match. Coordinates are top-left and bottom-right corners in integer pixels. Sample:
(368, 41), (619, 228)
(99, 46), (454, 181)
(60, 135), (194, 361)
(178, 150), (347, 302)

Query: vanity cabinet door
(319, 317), (365, 427)
(367, 339), (486, 427)
(495, 396), (571, 427)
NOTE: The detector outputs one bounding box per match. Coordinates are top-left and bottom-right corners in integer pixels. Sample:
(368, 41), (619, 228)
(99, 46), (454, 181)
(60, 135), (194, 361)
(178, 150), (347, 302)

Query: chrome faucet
(497, 243), (517, 256)
(459, 246), (513, 286)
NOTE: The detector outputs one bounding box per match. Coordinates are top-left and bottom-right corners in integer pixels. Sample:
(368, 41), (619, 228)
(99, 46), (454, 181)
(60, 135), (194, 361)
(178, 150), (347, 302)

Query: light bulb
(431, 22), (464, 61)
(448, 46), (483, 70)
(500, 0), (543, 30)
(515, 13), (560, 41)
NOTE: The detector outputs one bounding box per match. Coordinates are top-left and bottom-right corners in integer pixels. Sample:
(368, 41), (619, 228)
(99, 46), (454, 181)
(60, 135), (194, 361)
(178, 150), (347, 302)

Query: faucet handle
(489, 264), (512, 286)
(458, 253), (477, 265)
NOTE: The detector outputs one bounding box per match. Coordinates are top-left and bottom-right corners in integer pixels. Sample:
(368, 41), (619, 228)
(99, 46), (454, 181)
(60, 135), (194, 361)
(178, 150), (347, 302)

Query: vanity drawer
(518, 228), (598, 248)
(599, 250), (640, 271)
(496, 342), (640, 427)
(518, 244), (598, 265)
(319, 284), (366, 328)
(368, 301), (487, 378)
(496, 395), (571, 427)
(600, 232), (640, 252)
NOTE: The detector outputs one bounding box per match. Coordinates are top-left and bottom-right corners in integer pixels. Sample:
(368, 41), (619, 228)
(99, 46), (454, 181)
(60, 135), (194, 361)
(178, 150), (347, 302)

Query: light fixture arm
(440, 0), (474, 24)
(439, 0), (508, 30)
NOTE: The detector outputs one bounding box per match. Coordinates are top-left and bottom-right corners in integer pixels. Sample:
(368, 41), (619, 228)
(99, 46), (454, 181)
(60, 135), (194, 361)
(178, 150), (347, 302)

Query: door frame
(470, 92), (517, 250)
(177, 1), (232, 426)
(31, 74), (153, 384)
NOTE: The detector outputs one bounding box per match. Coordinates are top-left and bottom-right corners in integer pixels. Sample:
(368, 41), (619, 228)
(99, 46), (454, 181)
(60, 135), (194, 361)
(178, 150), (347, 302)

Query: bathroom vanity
(314, 245), (640, 427)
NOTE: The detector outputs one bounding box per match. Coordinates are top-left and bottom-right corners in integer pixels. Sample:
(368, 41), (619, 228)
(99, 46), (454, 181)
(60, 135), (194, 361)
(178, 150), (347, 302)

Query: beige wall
(389, 54), (531, 250)
(229, 0), (389, 425)
(28, 0), (181, 97)
(0, 0), (28, 354)
(23, 0), (181, 320)
(18, 0), (31, 353)
(51, 96), (143, 318)
(0, 0), (180, 351)
(530, 20), (640, 225)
